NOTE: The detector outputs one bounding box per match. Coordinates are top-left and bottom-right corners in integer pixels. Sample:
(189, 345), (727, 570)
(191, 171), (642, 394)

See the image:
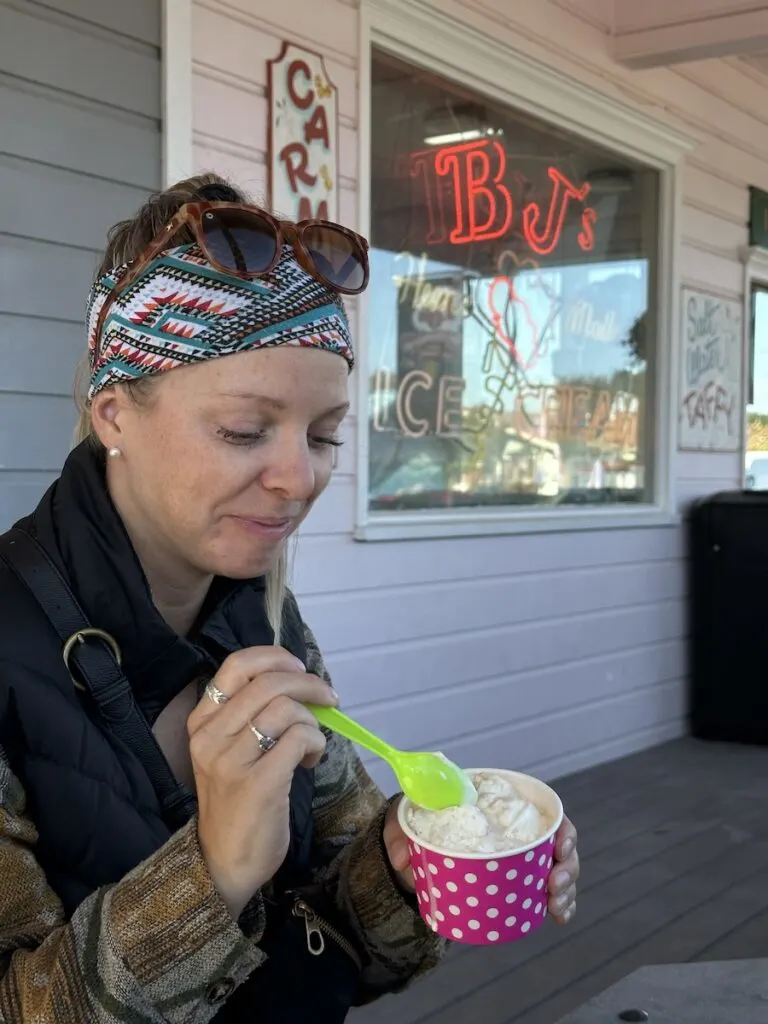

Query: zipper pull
(293, 899), (325, 956)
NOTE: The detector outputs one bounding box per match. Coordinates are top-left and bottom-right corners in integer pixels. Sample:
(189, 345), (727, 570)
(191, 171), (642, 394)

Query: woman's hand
(187, 646), (338, 919)
(384, 802), (579, 924)
(383, 799), (415, 892)
(548, 816), (579, 924)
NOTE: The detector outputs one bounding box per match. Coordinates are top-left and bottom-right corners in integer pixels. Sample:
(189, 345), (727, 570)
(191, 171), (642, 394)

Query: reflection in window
(368, 49), (660, 513)
(745, 287), (768, 490)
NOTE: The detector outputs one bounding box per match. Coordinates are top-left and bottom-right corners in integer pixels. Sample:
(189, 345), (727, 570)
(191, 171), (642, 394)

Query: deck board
(351, 738), (768, 1024)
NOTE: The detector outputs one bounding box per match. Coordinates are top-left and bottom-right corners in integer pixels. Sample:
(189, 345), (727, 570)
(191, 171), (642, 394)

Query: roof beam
(613, 1), (768, 68)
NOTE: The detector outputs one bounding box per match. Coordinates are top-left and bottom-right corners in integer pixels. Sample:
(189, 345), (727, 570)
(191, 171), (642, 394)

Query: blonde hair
(75, 172), (287, 642)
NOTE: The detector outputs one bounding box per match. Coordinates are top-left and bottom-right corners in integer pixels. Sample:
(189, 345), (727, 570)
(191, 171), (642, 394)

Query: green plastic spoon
(308, 704), (477, 811)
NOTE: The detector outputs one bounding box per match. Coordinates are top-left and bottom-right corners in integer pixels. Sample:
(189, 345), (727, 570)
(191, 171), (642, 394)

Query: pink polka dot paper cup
(397, 769), (563, 946)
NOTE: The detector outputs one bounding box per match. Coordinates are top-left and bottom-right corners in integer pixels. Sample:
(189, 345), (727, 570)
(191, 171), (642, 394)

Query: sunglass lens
(201, 209), (277, 275)
(301, 225), (366, 294)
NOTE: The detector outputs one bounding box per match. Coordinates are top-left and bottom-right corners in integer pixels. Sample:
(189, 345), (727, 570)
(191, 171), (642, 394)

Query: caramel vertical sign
(268, 42), (339, 221)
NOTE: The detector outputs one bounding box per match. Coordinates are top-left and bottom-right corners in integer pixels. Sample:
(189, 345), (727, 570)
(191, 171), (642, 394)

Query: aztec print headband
(85, 242), (354, 400)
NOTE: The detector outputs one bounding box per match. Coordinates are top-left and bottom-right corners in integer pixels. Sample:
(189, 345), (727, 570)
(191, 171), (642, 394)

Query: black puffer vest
(0, 442), (357, 1021)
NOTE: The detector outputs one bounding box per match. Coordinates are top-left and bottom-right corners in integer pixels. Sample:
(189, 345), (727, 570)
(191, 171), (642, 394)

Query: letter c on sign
(287, 60), (314, 111)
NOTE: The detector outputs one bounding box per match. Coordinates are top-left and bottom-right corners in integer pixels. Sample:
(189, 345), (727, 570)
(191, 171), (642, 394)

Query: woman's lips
(230, 516), (293, 540)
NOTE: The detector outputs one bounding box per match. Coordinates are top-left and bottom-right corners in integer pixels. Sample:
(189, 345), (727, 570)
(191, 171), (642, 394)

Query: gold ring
(62, 628), (122, 692)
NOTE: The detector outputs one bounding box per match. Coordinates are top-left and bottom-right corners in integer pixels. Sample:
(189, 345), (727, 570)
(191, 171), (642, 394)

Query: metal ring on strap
(62, 628), (122, 692)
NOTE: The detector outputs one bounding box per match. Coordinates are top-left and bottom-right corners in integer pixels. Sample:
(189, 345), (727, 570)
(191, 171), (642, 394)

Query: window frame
(355, 0), (697, 542)
(741, 246), (768, 477)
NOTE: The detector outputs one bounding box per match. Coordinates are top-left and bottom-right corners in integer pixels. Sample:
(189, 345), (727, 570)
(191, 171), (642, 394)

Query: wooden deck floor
(351, 738), (768, 1024)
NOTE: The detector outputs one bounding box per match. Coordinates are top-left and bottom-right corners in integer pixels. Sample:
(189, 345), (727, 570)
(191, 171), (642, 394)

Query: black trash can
(689, 491), (768, 745)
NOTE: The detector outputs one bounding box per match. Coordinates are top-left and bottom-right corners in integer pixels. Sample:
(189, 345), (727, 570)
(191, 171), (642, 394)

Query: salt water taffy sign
(678, 286), (743, 452)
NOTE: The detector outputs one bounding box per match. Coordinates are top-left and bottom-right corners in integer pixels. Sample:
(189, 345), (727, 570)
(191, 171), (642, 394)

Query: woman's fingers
(271, 721), (328, 771)
(190, 646), (305, 718)
(191, 668), (335, 737)
(198, 672), (335, 737)
(251, 694), (319, 741)
(209, 696), (321, 774)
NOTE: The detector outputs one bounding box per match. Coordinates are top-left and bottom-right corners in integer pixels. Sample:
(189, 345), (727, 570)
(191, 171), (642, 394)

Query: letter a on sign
(268, 42), (339, 222)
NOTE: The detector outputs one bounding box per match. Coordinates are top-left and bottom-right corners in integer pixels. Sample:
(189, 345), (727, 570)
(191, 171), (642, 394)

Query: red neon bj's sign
(409, 139), (597, 256)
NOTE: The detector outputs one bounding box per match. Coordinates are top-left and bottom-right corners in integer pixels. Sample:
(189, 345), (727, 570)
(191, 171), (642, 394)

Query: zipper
(291, 897), (363, 972)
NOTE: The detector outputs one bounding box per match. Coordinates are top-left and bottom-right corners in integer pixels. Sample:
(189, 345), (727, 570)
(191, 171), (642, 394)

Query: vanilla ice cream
(406, 770), (548, 854)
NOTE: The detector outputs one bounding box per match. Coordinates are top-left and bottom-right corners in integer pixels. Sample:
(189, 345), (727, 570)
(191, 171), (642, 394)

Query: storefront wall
(0, 0), (163, 529)
(189, 0), (768, 788)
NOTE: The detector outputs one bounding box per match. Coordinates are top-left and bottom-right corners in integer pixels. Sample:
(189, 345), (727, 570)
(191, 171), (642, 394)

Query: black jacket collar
(23, 441), (271, 721)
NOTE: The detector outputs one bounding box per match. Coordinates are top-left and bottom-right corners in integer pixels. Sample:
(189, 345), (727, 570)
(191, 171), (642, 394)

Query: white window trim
(355, 0), (698, 542)
(741, 245), (768, 464)
(162, 0), (194, 188)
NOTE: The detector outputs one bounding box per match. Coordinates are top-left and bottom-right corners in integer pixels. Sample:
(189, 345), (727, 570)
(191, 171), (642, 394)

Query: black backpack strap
(0, 527), (195, 829)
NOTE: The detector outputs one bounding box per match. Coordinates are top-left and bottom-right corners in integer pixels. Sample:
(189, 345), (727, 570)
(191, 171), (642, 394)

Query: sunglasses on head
(94, 202), (369, 348)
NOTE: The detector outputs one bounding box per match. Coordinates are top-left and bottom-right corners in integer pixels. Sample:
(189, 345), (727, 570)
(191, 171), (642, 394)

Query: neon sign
(486, 276), (542, 372)
(410, 139), (597, 256)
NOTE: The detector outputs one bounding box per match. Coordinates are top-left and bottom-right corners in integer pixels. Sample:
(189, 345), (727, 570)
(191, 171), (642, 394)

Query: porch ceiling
(612, 0), (768, 68)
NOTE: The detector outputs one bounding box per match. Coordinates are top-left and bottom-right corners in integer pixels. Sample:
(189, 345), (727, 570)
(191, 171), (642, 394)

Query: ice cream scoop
(308, 704), (477, 811)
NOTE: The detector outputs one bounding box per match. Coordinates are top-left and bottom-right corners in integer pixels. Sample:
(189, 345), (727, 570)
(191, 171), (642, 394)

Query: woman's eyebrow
(216, 391), (350, 417)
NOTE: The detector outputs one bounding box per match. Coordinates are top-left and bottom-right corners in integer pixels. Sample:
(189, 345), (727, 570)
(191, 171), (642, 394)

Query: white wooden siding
(0, 0), (162, 527)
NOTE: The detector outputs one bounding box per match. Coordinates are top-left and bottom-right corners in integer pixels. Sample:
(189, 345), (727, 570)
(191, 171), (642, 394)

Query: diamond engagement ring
(204, 681), (229, 706)
(250, 723), (278, 753)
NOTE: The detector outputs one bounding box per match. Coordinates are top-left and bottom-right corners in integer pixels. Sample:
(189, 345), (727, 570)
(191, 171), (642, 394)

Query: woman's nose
(261, 440), (316, 500)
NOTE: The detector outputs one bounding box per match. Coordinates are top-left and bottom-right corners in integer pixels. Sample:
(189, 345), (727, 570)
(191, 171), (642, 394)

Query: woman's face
(92, 346), (349, 580)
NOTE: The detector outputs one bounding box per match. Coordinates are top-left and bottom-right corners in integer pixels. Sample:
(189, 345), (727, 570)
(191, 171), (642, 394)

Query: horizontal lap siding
(0, 0), (162, 528)
(191, 0), (768, 783)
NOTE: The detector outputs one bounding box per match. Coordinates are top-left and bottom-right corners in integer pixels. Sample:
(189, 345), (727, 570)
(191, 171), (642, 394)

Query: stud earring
(107, 447), (122, 458)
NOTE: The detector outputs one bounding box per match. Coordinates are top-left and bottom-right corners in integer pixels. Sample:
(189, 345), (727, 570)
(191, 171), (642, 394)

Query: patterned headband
(85, 242), (354, 400)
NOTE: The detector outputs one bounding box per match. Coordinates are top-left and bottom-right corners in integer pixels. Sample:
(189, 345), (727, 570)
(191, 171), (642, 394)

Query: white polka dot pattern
(403, 804), (558, 946)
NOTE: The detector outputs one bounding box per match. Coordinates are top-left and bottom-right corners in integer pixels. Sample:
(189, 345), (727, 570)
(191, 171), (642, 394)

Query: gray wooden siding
(0, 0), (162, 528)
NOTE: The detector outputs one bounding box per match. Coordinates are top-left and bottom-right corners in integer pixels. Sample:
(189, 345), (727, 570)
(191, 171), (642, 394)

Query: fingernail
(329, 688), (340, 704)
(553, 869), (571, 890)
(293, 657), (306, 671)
(561, 838), (574, 859)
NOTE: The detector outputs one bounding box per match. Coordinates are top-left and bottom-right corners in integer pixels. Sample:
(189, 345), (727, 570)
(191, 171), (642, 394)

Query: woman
(0, 174), (579, 1022)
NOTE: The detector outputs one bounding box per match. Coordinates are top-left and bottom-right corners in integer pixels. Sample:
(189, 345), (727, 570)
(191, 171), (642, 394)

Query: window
(367, 50), (660, 516)
(745, 285), (768, 489)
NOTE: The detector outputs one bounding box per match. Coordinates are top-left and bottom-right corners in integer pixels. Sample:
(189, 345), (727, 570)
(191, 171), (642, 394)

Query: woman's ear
(89, 388), (126, 451)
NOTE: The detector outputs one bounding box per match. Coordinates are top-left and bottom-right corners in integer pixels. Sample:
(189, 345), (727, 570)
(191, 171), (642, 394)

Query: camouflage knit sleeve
(0, 748), (264, 1023)
(302, 619), (448, 1002)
